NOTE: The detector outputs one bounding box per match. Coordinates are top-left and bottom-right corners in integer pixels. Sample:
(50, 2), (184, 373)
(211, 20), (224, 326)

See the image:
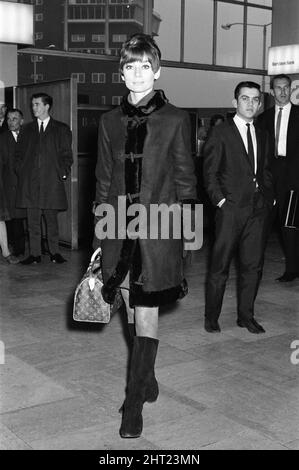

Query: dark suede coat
(15, 118), (73, 210)
(95, 92), (197, 303)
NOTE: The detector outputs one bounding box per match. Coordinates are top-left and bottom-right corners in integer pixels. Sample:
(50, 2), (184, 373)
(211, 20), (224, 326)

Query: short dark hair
(31, 93), (53, 110)
(234, 81), (261, 100)
(7, 108), (23, 118)
(119, 33), (161, 73)
(270, 74), (291, 89)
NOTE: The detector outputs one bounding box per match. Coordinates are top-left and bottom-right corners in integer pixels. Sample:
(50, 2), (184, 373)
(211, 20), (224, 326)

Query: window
(246, 7), (272, 69)
(91, 73), (106, 83)
(35, 13), (43, 21)
(112, 96), (122, 105)
(154, 0), (272, 72)
(31, 55), (43, 62)
(71, 35), (86, 42)
(35, 32), (43, 40)
(217, 2), (244, 67)
(112, 34), (127, 43)
(92, 34), (105, 43)
(100, 96), (106, 105)
(184, 0), (213, 64)
(109, 48), (120, 56)
(154, 0), (181, 61)
(30, 74), (44, 81)
(71, 73), (86, 83)
(112, 73), (122, 83)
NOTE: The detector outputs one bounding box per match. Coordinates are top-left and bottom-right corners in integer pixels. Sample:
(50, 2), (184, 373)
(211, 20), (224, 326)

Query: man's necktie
(275, 107), (283, 157)
(40, 121), (44, 135)
(246, 123), (255, 171)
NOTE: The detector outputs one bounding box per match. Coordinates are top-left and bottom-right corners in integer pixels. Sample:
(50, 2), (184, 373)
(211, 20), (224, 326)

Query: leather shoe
(20, 255), (41, 265)
(204, 318), (221, 333)
(4, 254), (20, 265)
(276, 272), (298, 282)
(237, 318), (265, 334)
(50, 253), (66, 264)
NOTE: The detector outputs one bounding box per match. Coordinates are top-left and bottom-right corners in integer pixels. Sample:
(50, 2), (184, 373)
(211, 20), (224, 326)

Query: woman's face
(122, 55), (160, 98)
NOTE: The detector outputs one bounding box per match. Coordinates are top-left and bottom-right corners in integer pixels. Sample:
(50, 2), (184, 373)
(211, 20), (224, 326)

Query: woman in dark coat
(0, 139), (19, 264)
(94, 34), (197, 438)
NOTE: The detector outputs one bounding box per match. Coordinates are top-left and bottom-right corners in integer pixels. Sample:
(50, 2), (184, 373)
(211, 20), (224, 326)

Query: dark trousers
(272, 159), (299, 273)
(27, 208), (59, 257)
(6, 218), (26, 255)
(205, 193), (270, 322)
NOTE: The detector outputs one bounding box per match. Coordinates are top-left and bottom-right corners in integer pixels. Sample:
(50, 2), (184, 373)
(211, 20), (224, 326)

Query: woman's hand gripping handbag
(73, 247), (121, 323)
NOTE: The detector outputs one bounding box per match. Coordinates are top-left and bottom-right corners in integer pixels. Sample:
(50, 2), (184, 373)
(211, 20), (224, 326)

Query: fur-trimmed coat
(95, 90), (197, 306)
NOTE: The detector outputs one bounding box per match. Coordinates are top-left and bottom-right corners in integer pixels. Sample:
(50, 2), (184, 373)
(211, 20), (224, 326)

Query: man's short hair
(270, 74), (292, 89)
(234, 81), (261, 100)
(7, 108), (23, 118)
(31, 92), (53, 110)
(119, 33), (161, 74)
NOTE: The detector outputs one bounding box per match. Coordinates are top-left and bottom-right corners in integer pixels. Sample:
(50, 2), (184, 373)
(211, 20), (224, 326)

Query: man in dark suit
(16, 93), (73, 265)
(0, 102), (8, 134)
(204, 81), (274, 334)
(0, 108), (26, 256)
(257, 74), (299, 282)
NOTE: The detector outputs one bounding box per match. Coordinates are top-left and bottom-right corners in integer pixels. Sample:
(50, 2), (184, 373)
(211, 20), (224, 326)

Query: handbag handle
(89, 246), (129, 293)
(90, 246), (102, 263)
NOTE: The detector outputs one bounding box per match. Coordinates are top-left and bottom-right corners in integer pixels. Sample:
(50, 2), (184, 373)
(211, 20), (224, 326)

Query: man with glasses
(258, 74), (299, 282)
(0, 108), (26, 257)
(203, 81), (274, 334)
(0, 103), (8, 134)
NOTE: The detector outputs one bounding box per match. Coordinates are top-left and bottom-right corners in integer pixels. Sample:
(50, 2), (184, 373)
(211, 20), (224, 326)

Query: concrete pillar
(0, 44), (18, 102)
(143, 0), (153, 35)
(272, 0), (299, 46)
(271, 0), (299, 104)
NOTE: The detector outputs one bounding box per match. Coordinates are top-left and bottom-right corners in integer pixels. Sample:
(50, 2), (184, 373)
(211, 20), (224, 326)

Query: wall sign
(268, 44), (299, 75)
(0, 1), (34, 45)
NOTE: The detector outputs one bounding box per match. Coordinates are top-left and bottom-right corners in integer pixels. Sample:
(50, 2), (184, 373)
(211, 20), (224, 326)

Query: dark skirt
(102, 239), (188, 308)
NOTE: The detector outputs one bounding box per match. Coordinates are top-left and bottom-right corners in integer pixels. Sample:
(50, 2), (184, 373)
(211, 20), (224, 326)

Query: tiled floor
(0, 232), (298, 450)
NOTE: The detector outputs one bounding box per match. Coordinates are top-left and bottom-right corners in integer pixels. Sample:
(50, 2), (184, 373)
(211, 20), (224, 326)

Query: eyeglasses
(239, 96), (260, 104)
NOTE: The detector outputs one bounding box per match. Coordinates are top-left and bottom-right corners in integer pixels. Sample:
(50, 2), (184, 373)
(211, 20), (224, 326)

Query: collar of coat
(121, 89), (168, 119)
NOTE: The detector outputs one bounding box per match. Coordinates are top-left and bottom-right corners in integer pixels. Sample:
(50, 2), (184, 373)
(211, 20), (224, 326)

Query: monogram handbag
(284, 190), (299, 230)
(73, 247), (121, 323)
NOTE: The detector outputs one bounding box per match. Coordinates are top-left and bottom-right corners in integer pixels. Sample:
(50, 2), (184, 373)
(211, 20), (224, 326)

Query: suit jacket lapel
(268, 107), (275, 138)
(8, 131), (16, 146)
(255, 124), (262, 174)
(44, 117), (53, 135)
(286, 104), (295, 153)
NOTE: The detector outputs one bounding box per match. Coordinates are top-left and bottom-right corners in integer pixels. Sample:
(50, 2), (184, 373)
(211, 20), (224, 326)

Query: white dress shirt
(233, 114), (257, 174)
(275, 101), (291, 157)
(11, 131), (19, 142)
(37, 116), (50, 131)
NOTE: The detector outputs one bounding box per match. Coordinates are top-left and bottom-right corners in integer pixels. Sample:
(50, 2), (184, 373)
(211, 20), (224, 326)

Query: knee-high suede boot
(127, 324), (159, 402)
(120, 336), (159, 438)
